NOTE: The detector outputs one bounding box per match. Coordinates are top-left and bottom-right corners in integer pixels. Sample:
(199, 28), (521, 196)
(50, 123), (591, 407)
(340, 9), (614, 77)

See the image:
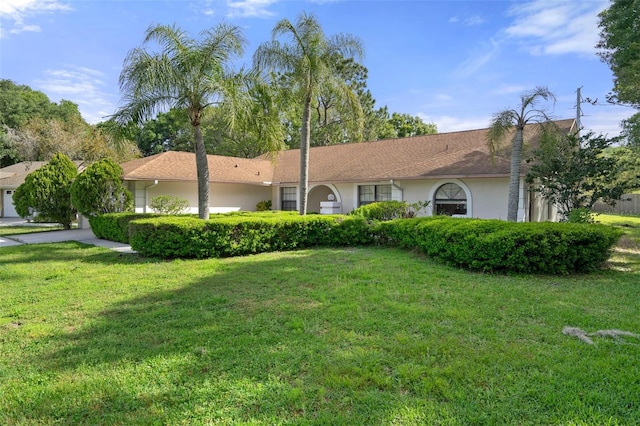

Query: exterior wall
(128, 180), (271, 214)
(1, 188), (19, 218)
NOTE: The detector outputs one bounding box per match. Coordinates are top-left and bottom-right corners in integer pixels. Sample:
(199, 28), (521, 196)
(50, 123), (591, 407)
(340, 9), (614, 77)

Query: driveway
(0, 219), (134, 253)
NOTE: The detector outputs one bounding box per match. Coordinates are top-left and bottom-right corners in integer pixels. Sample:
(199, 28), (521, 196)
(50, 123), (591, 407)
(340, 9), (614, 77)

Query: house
(0, 161), (49, 217)
(0, 161), (84, 218)
(120, 118), (577, 222)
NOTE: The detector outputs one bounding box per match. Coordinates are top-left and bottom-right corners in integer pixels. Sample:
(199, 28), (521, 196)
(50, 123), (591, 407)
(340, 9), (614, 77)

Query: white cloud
(35, 66), (116, 124)
(454, 38), (502, 78)
(505, 0), (606, 56)
(417, 113), (491, 133)
(464, 15), (485, 26)
(0, 0), (71, 37)
(226, 0), (277, 18)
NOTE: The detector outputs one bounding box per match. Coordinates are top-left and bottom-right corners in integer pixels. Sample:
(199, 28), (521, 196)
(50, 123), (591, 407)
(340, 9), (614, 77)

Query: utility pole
(576, 86), (582, 132)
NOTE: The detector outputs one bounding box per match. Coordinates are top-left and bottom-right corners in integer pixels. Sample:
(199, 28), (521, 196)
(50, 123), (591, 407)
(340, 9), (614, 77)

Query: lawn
(0, 224), (65, 237)
(1, 223), (639, 424)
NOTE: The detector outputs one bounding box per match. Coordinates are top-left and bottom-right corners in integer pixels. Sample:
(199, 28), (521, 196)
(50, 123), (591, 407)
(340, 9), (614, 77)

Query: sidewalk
(0, 227), (135, 253)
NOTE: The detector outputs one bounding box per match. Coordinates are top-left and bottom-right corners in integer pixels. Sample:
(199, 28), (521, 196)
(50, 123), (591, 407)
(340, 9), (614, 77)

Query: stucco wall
(129, 181), (271, 214)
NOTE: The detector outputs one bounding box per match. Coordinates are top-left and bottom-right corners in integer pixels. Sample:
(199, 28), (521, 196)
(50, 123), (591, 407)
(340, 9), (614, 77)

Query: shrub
(256, 200), (272, 211)
(350, 201), (410, 221)
(128, 214), (374, 259)
(13, 153), (77, 229)
(150, 195), (190, 215)
(89, 212), (162, 243)
(379, 217), (622, 274)
(567, 207), (595, 224)
(71, 158), (133, 218)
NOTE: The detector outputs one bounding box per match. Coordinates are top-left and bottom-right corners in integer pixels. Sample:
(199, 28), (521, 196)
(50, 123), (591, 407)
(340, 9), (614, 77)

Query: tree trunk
(193, 124), (210, 220)
(507, 128), (524, 222)
(299, 95), (312, 215)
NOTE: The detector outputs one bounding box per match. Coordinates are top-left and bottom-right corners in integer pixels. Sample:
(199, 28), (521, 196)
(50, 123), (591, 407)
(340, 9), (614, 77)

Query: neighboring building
(0, 161), (84, 218)
(120, 118), (576, 222)
(0, 161), (48, 218)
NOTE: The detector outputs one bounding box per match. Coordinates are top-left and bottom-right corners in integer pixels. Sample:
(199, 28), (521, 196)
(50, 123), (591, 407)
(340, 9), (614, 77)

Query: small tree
(71, 158), (133, 218)
(150, 195), (189, 215)
(525, 131), (627, 220)
(13, 152), (77, 228)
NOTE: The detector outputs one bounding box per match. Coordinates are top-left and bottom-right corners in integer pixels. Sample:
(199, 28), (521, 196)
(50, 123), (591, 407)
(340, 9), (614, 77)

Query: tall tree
(388, 112), (437, 138)
(487, 86), (555, 222)
(597, 0), (640, 107)
(115, 23), (247, 219)
(254, 12), (364, 215)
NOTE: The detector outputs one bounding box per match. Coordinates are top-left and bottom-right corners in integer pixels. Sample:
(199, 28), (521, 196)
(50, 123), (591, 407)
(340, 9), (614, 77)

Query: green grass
(1, 235), (639, 425)
(595, 214), (640, 272)
(0, 225), (64, 236)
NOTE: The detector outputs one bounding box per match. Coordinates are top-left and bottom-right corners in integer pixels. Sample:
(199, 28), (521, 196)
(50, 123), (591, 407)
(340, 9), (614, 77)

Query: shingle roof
(0, 161), (49, 187)
(119, 119), (576, 185)
(120, 151), (275, 184)
(270, 118), (577, 184)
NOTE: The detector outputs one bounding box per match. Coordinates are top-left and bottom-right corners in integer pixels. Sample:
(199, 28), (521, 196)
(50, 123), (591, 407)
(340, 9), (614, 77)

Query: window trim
(428, 179), (472, 217)
(357, 184), (392, 207)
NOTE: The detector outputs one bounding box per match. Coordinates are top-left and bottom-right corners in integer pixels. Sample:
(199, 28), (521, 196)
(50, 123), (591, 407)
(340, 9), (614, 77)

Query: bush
(89, 212), (162, 243)
(13, 153), (77, 229)
(378, 217), (622, 274)
(350, 201), (410, 221)
(150, 195), (190, 215)
(128, 214), (374, 259)
(256, 200), (272, 211)
(71, 158), (132, 218)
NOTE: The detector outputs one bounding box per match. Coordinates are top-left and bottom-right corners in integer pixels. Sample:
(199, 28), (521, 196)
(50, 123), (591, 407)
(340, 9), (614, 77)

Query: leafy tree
(13, 152), (77, 229)
(525, 131), (628, 220)
(621, 112), (640, 149)
(388, 112), (437, 138)
(116, 23), (247, 220)
(597, 0), (640, 107)
(487, 86), (555, 222)
(254, 12), (364, 214)
(150, 195), (189, 215)
(70, 158), (133, 218)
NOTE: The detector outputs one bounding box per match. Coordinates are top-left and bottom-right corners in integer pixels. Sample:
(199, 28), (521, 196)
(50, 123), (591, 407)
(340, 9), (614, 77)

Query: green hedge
(378, 217), (622, 274)
(89, 213), (163, 243)
(128, 214), (373, 259)
(92, 212), (622, 274)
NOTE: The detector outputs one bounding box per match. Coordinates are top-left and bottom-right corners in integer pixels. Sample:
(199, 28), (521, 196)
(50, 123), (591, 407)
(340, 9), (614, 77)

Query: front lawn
(0, 224), (64, 237)
(1, 239), (639, 424)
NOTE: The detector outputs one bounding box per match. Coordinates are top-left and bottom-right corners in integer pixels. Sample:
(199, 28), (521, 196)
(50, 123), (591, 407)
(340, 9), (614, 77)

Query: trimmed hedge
(378, 217), (623, 274)
(89, 213), (163, 243)
(91, 212), (622, 274)
(128, 214), (373, 259)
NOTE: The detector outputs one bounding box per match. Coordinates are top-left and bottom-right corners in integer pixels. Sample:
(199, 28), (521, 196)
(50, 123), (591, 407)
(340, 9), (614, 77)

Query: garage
(3, 189), (19, 217)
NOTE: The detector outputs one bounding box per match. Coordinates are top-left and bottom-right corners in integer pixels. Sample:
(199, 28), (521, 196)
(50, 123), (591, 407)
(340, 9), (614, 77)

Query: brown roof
(120, 151), (274, 184)
(0, 161), (49, 187)
(270, 118), (577, 184)
(119, 119), (576, 185)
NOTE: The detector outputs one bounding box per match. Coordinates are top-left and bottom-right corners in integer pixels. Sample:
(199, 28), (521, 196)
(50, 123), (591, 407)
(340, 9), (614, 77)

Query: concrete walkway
(0, 220), (135, 253)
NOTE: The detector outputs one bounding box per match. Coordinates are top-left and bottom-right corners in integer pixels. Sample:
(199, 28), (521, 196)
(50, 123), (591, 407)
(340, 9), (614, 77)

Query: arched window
(435, 183), (467, 216)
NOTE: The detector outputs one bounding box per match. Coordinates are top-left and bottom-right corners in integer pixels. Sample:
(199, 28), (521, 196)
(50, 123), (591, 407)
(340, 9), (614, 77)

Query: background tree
(71, 158), (133, 218)
(597, 0), (640, 107)
(254, 12), (364, 214)
(12, 152), (77, 229)
(388, 112), (437, 138)
(487, 86), (555, 222)
(526, 131), (629, 220)
(115, 23), (247, 220)
(597, 0), (640, 158)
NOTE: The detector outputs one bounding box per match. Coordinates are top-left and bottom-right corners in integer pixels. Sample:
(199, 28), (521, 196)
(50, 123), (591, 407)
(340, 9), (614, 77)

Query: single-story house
(0, 161), (84, 218)
(0, 161), (49, 218)
(121, 118), (577, 222)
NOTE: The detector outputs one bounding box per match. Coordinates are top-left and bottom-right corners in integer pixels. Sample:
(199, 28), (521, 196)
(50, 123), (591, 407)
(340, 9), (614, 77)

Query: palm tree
(115, 23), (246, 219)
(253, 12), (364, 215)
(487, 86), (556, 222)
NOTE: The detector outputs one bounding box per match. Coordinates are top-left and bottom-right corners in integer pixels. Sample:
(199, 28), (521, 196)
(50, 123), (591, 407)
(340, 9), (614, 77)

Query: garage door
(3, 190), (19, 217)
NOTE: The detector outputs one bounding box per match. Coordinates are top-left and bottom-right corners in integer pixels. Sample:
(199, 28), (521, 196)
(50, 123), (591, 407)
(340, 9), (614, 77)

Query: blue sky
(0, 0), (634, 137)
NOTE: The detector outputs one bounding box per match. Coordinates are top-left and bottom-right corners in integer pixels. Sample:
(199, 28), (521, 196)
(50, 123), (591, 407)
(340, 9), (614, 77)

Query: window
(358, 184), (391, 206)
(434, 183), (467, 216)
(281, 187), (297, 211)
